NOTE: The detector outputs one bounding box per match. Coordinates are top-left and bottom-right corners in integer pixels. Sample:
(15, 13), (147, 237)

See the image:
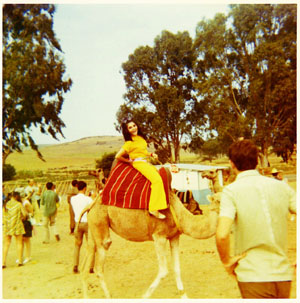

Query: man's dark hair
(77, 181), (87, 191)
(71, 179), (78, 187)
(46, 182), (54, 190)
(121, 119), (147, 142)
(228, 139), (259, 171)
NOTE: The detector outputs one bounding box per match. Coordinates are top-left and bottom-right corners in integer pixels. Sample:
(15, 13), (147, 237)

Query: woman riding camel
(115, 119), (167, 219)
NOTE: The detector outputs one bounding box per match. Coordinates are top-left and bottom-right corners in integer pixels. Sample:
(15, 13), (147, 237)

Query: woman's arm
(20, 204), (28, 219)
(115, 148), (132, 164)
(24, 200), (33, 215)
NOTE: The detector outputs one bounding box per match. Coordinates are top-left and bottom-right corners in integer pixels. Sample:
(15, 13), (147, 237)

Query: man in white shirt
(216, 139), (296, 299)
(70, 181), (94, 274)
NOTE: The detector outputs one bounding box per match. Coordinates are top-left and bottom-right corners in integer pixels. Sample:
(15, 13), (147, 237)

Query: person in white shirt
(216, 139), (296, 299)
(70, 181), (94, 274)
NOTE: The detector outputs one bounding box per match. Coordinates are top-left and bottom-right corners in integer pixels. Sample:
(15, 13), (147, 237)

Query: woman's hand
(115, 148), (132, 164)
(150, 153), (158, 160)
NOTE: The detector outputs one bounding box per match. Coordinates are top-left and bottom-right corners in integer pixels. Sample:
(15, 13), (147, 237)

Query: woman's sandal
(149, 211), (166, 219)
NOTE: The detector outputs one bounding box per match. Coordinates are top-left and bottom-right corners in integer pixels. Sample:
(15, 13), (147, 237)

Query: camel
(174, 189), (203, 215)
(202, 169), (223, 193)
(88, 168), (106, 192)
(78, 170), (219, 299)
(202, 169), (236, 204)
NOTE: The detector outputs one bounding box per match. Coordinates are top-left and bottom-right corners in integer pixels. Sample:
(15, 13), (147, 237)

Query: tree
(3, 164), (16, 181)
(193, 4), (296, 165)
(118, 30), (204, 163)
(2, 4), (72, 164)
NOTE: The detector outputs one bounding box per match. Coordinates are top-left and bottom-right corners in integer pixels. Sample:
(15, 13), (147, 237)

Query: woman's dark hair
(13, 191), (22, 202)
(121, 119), (147, 142)
(228, 139), (258, 171)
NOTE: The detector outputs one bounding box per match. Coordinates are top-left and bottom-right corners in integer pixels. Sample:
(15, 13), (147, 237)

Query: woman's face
(127, 121), (138, 136)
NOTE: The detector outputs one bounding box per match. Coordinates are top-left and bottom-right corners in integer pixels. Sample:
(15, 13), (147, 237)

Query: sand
(2, 198), (297, 300)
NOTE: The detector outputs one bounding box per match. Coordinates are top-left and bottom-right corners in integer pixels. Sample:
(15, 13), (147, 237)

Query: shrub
(95, 152), (117, 177)
(3, 164), (17, 181)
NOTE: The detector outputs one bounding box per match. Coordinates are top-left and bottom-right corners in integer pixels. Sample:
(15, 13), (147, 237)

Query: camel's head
(202, 170), (218, 180)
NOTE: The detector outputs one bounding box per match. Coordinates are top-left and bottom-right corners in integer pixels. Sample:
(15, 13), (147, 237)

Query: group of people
(2, 177), (96, 276)
(2, 180), (61, 267)
(2, 119), (297, 299)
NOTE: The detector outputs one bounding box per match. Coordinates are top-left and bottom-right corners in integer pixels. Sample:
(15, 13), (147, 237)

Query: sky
(25, 0), (232, 144)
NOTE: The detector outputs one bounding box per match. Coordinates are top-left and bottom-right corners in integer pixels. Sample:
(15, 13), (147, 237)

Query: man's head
(228, 139), (259, 172)
(77, 181), (87, 192)
(71, 180), (78, 188)
(46, 182), (54, 190)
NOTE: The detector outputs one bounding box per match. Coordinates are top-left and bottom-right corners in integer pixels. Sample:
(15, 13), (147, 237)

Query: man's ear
(229, 160), (238, 174)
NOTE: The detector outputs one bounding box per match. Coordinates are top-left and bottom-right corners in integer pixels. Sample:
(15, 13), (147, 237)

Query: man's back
(70, 193), (92, 223)
(220, 169), (296, 282)
(41, 190), (59, 217)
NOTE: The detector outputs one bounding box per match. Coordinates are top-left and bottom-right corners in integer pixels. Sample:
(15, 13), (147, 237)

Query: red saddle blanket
(102, 162), (170, 209)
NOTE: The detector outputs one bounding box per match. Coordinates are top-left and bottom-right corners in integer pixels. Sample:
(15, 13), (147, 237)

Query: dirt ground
(2, 193), (297, 300)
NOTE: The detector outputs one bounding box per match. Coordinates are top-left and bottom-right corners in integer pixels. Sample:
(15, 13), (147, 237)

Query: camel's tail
(74, 192), (102, 233)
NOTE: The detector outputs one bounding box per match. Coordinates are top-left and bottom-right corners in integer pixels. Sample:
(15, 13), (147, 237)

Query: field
(2, 136), (297, 299)
(5, 136), (124, 171)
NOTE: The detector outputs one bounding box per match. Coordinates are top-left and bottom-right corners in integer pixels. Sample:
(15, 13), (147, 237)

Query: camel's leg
(143, 235), (168, 298)
(81, 205), (112, 299)
(169, 235), (188, 299)
(80, 233), (96, 299)
(94, 244), (111, 298)
(90, 207), (112, 298)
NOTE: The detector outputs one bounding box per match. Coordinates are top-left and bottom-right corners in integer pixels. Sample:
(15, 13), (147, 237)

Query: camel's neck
(211, 177), (223, 193)
(170, 193), (218, 240)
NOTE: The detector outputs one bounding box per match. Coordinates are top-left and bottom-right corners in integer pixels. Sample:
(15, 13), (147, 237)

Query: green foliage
(2, 4), (72, 164)
(95, 152), (117, 177)
(3, 164), (17, 181)
(191, 4), (296, 164)
(118, 30), (203, 163)
(189, 137), (223, 162)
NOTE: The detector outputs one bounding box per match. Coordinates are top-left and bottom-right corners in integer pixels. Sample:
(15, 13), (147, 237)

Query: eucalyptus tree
(118, 30), (204, 163)
(193, 4), (296, 165)
(2, 4), (72, 164)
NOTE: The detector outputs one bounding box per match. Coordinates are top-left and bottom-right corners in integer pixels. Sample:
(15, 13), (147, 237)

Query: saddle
(101, 162), (170, 209)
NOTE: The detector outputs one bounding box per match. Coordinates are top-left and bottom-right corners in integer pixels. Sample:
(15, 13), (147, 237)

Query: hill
(6, 136), (124, 171)
(5, 135), (296, 179)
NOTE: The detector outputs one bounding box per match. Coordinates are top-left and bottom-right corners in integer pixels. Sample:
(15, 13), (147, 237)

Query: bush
(3, 164), (17, 181)
(95, 152), (117, 177)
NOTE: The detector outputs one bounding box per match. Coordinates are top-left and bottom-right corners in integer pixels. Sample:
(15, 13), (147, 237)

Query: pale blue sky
(31, 1), (231, 144)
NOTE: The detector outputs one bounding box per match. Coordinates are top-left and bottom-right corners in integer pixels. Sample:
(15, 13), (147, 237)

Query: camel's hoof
(178, 290), (188, 299)
(180, 293), (188, 299)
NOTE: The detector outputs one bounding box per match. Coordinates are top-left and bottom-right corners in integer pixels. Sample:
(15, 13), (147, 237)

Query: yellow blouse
(122, 135), (149, 160)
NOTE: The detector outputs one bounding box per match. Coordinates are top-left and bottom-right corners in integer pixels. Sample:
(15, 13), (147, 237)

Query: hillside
(6, 136), (124, 171)
(5, 136), (296, 178)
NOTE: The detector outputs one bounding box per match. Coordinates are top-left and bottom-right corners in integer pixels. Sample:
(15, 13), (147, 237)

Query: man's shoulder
(71, 193), (92, 202)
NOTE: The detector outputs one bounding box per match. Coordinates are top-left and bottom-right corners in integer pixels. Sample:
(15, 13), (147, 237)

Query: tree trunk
(258, 144), (270, 168)
(2, 151), (11, 166)
(174, 145), (180, 163)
